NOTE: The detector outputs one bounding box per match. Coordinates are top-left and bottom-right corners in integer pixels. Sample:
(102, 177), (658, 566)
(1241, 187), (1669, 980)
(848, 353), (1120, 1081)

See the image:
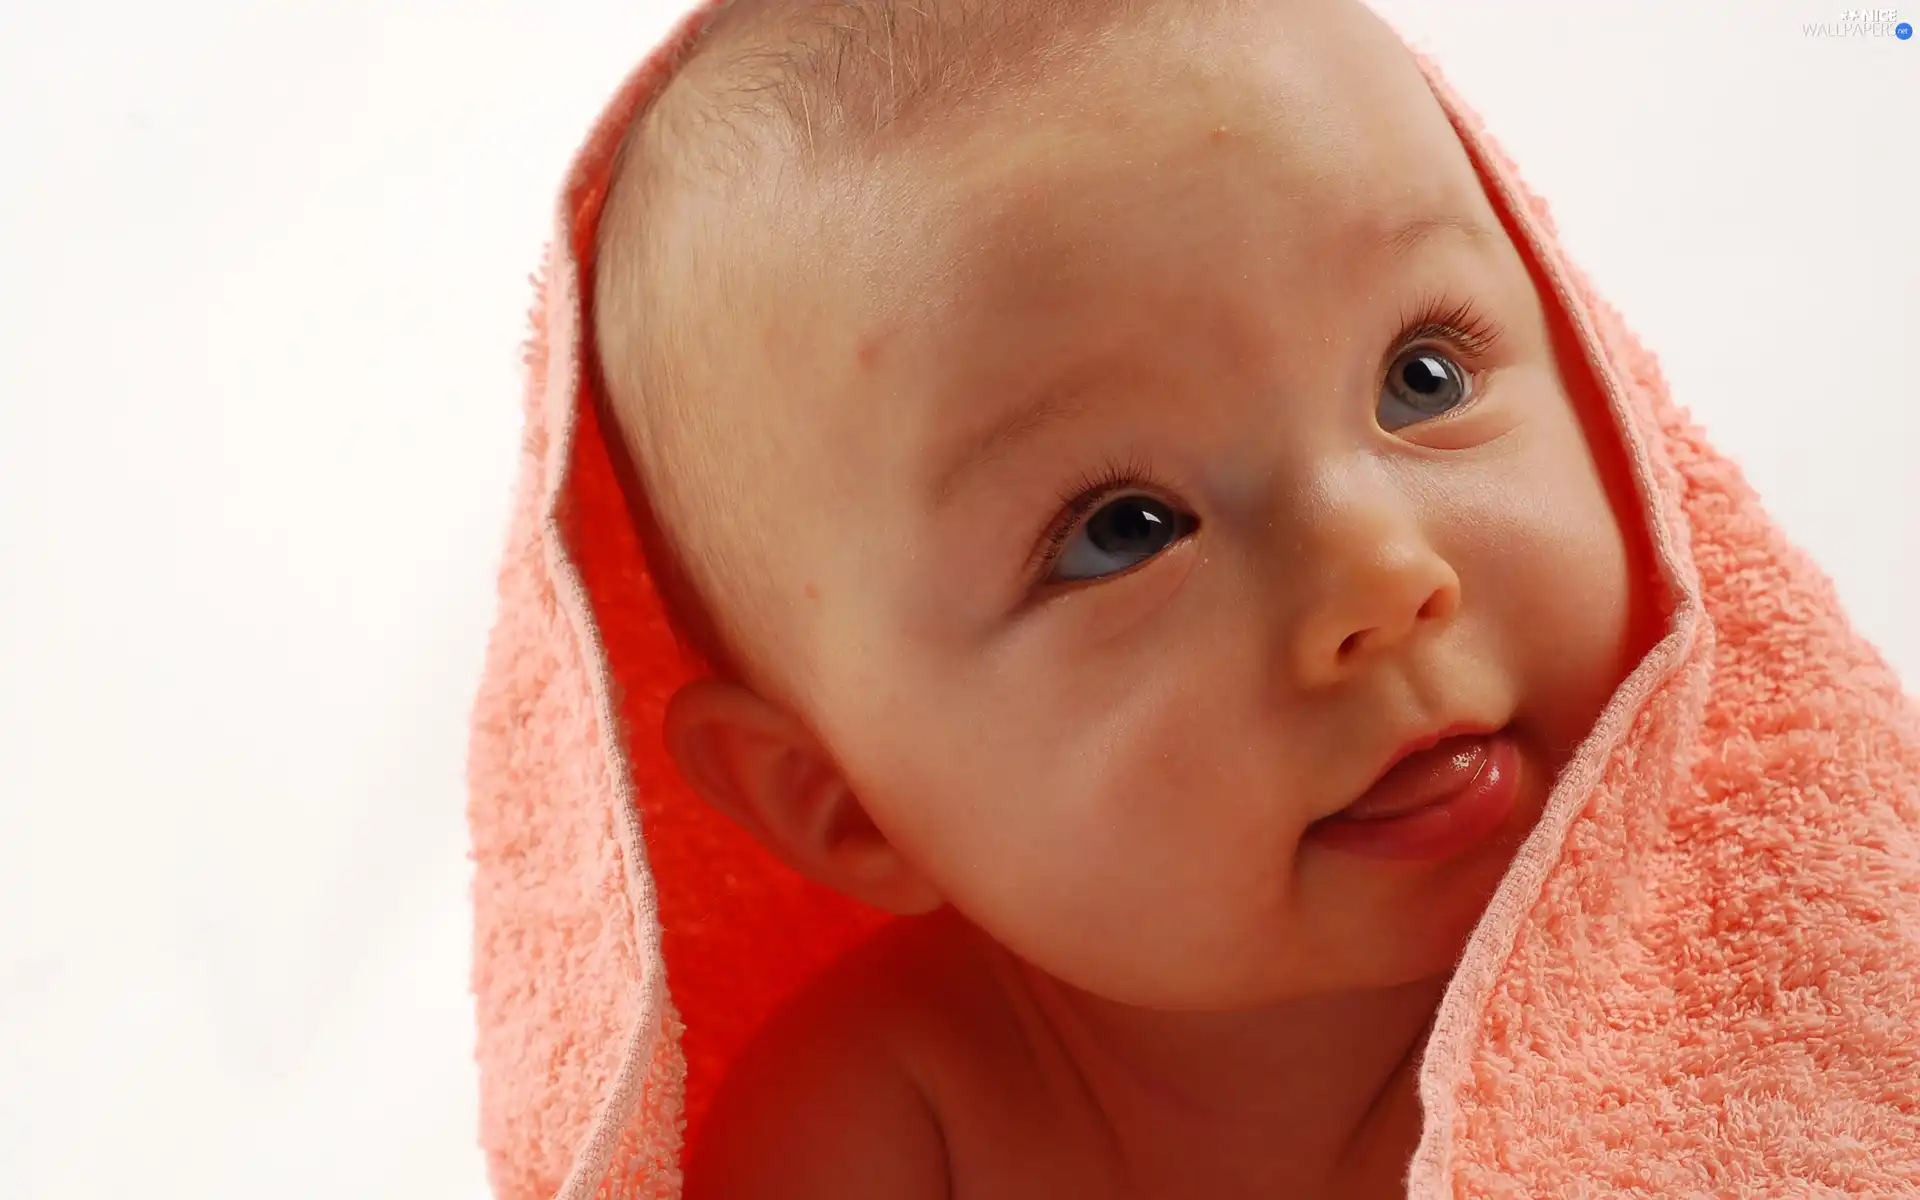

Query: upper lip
(1332, 721), (1505, 819)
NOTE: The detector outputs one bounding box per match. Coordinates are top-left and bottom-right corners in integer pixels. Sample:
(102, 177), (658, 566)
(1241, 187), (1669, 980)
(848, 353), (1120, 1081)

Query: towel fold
(467, 5), (1920, 1196)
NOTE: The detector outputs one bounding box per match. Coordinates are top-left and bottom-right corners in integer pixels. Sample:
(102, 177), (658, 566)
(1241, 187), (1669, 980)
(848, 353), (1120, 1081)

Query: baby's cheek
(1465, 412), (1636, 745)
(1029, 664), (1287, 920)
(867, 651), (1279, 984)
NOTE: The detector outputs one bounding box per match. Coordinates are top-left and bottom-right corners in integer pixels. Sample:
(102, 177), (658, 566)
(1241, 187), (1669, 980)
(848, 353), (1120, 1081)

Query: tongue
(1337, 736), (1492, 822)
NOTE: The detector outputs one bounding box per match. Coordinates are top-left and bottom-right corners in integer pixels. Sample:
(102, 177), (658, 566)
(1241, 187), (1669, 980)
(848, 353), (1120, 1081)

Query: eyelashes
(1025, 293), (1508, 588)
(1393, 290), (1504, 362)
(1032, 449), (1165, 579)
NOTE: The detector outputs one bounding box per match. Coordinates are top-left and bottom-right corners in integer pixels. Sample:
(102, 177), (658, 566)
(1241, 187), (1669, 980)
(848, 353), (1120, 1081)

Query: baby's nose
(1287, 484), (1461, 690)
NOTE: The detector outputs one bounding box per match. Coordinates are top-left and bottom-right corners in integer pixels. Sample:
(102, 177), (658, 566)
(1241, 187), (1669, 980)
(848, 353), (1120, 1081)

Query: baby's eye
(1377, 346), (1471, 432)
(1051, 493), (1197, 583)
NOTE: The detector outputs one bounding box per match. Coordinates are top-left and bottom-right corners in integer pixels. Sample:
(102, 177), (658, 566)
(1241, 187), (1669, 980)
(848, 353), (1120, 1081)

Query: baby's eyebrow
(928, 352), (1124, 510)
(1371, 212), (1501, 261)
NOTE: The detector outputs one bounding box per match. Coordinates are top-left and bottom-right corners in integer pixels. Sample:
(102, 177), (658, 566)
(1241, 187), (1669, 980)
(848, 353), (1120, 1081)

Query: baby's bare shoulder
(682, 916), (961, 1199)
(685, 911), (1099, 1200)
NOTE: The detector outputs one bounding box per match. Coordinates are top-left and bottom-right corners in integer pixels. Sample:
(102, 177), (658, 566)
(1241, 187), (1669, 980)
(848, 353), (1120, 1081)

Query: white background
(2, 1), (1914, 1196)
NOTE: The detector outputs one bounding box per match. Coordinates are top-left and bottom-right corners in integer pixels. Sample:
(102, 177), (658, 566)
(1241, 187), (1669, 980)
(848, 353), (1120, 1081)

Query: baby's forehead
(785, 85), (1494, 351)
(651, 30), (1501, 499)
(641, 0), (1477, 325)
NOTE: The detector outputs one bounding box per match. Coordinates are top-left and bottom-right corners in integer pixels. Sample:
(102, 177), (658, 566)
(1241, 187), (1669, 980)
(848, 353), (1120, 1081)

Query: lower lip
(1308, 732), (1523, 862)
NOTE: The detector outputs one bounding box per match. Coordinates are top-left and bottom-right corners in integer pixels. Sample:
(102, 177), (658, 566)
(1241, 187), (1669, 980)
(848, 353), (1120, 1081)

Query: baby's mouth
(1305, 726), (1524, 862)
(1334, 732), (1501, 822)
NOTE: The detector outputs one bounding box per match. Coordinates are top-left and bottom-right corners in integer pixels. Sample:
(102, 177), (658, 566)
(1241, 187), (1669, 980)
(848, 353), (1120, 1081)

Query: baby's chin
(1290, 736), (1553, 993)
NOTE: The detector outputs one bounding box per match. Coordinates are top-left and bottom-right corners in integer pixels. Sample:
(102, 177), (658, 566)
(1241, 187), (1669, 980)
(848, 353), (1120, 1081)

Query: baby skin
(593, 0), (1652, 1195)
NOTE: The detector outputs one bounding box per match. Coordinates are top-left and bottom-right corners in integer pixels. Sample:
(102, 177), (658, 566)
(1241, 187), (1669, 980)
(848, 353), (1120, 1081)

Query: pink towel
(466, 7), (1920, 1196)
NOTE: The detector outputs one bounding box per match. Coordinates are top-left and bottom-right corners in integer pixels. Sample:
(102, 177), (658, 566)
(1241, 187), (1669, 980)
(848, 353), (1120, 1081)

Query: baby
(590, 0), (1657, 1195)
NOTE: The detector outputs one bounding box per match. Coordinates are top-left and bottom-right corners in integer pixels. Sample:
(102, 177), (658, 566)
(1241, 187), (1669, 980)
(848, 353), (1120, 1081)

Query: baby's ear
(662, 678), (942, 916)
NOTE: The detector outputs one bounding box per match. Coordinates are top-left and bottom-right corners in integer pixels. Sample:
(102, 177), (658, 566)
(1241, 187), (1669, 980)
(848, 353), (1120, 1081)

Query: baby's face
(683, 1), (1642, 1008)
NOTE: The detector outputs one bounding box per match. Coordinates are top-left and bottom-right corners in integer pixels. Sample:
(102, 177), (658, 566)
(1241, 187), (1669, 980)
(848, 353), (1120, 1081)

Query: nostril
(1417, 583), (1458, 623)
(1338, 630), (1365, 660)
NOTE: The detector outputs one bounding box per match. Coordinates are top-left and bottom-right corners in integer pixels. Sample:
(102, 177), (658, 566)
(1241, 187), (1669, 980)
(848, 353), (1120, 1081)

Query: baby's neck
(977, 925), (1445, 1197)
